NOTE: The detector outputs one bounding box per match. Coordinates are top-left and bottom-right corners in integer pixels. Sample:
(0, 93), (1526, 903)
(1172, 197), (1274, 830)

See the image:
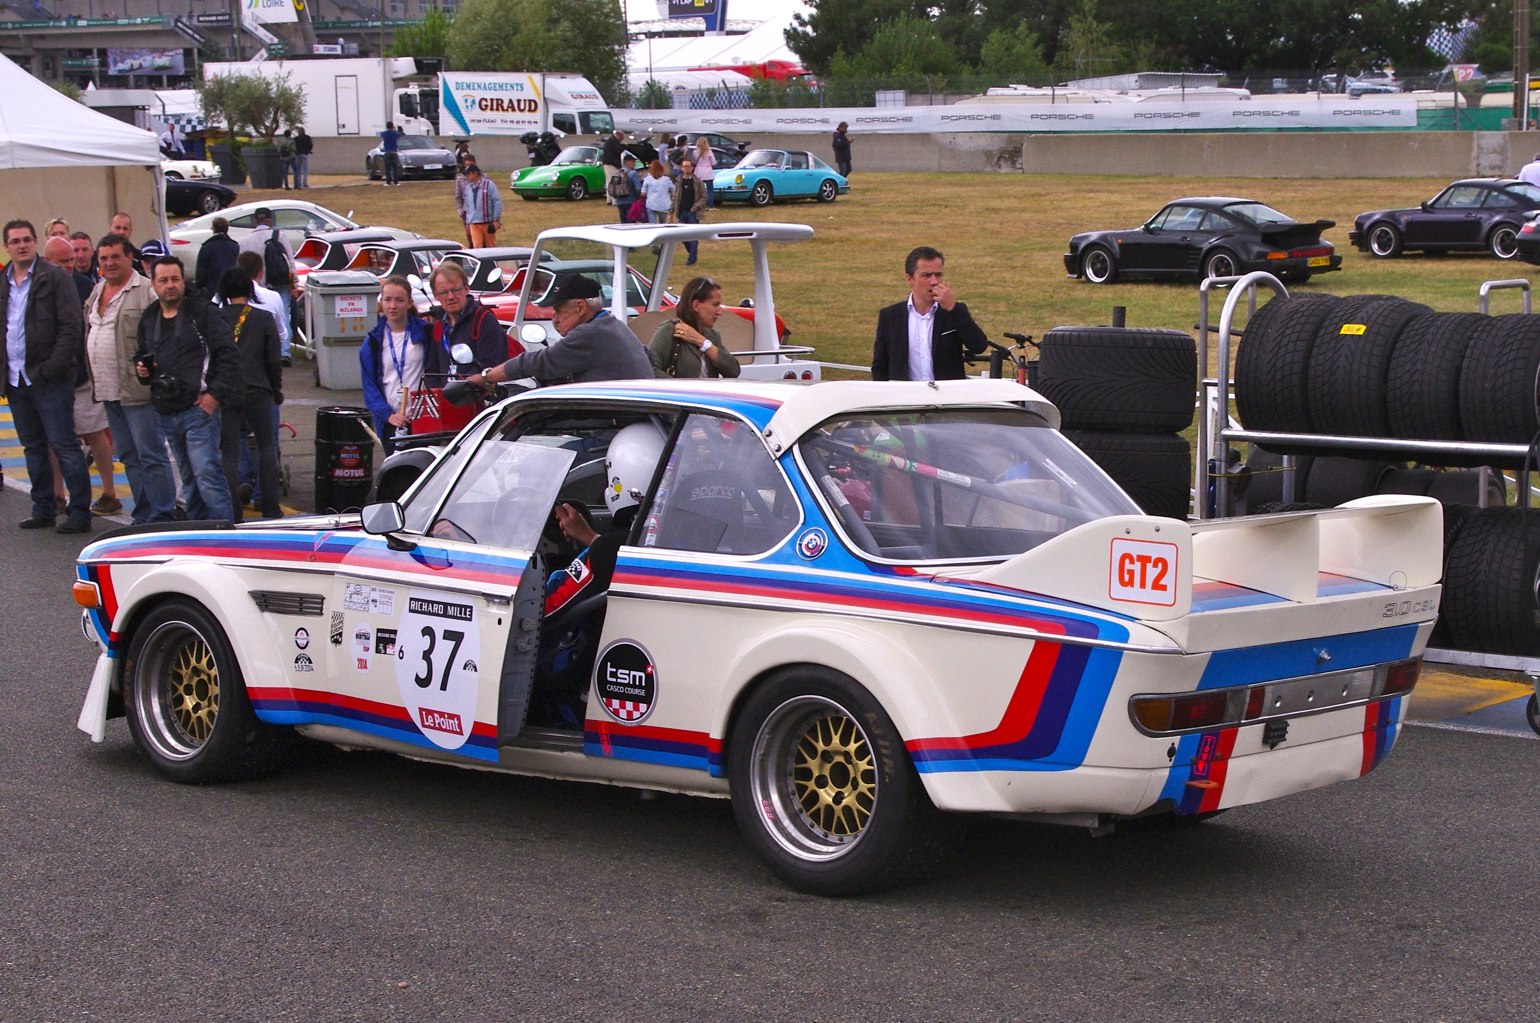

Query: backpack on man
(607, 171), (630, 202)
(263, 235), (292, 292)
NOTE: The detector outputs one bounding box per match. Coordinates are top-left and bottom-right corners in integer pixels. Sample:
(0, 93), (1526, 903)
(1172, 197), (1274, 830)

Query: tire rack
(1194, 272), (1540, 718)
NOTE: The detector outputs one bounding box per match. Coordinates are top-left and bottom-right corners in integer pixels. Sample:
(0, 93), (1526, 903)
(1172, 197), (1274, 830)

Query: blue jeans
(384, 152), (400, 185)
(160, 405), (233, 521)
(6, 378), (90, 522)
(678, 209), (699, 261)
(296, 153), (309, 188)
(104, 400), (178, 523)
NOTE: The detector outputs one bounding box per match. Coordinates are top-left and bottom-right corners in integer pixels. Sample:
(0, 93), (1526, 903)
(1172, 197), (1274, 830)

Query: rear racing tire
(1366, 222), (1403, 258)
(728, 668), (946, 895)
(816, 179), (839, 203)
(124, 599), (289, 784)
(1064, 430), (1191, 520)
(1036, 327), (1197, 432)
(1489, 223), (1521, 260)
(1080, 245), (1118, 284)
(566, 178), (588, 201)
(1203, 248), (1239, 280)
(750, 180), (774, 207)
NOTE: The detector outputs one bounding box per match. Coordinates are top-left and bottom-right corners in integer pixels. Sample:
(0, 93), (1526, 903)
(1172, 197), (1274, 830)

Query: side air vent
(250, 591), (326, 617)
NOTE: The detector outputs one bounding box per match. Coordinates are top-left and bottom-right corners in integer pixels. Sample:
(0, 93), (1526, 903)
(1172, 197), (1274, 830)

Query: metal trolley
(1194, 272), (1540, 736)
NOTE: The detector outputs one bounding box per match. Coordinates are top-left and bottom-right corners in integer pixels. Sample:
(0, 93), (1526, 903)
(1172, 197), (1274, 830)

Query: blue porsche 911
(712, 149), (849, 207)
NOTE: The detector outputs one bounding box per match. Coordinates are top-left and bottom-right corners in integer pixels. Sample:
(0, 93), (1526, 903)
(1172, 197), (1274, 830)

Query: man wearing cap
(457, 164), (502, 249)
(468, 274), (653, 388)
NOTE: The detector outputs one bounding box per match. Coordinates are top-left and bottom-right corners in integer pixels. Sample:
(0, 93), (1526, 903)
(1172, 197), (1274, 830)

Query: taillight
(1378, 658), (1420, 697)
(800, 370), (814, 380)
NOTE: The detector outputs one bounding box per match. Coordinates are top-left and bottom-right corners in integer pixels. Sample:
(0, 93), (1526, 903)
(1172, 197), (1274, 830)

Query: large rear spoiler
(961, 495), (1442, 627)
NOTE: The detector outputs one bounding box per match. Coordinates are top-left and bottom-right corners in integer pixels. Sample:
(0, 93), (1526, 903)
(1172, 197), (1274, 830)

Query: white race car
(161, 157), (220, 181)
(73, 380), (1442, 894)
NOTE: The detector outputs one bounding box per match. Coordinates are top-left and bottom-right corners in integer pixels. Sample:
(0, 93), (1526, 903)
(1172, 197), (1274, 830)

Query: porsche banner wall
(617, 97), (1420, 135)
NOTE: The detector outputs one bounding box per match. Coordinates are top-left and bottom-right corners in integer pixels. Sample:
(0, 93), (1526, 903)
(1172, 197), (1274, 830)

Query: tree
(785, 0), (921, 78)
(977, 23), (1051, 85)
(1053, 0), (1124, 81)
(446, 0), (627, 103)
(391, 8), (452, 60)
(199, 72), (306, 140)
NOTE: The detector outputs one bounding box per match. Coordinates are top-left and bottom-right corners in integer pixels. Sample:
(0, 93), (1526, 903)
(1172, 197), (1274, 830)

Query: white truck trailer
(395, 72), (614, 137)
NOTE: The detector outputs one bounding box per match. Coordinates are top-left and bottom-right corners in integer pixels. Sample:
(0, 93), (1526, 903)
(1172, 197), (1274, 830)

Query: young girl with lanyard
(360, 275), (434, 455)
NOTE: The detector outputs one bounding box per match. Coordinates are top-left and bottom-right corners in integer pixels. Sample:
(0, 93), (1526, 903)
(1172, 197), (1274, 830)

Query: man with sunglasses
(428, 261), (507, 377)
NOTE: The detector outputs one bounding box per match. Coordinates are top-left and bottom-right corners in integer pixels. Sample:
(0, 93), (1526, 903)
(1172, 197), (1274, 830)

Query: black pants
(220, 390), (281, 518)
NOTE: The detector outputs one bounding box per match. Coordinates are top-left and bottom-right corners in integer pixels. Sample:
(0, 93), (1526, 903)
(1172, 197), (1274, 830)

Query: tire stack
(1235, 294), (1540, 655)
(1036, 326), (1196, 520)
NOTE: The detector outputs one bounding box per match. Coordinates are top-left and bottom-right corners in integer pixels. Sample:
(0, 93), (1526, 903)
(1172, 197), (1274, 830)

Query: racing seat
(654, 468), (746, 552)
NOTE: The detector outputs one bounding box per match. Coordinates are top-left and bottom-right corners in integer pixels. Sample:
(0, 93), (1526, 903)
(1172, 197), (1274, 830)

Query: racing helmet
(604, 422), (667, 514)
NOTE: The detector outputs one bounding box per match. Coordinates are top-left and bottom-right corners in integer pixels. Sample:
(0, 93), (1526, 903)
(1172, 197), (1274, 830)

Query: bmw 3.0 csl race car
(73, 380), (1442, 895)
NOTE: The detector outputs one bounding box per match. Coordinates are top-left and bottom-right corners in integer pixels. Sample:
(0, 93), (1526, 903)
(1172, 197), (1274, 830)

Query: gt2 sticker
(393, 593), (480, 750)
(1109, 537), (1178, 607)
(595, 641), (656, 724)
(342, 583), (396, 615)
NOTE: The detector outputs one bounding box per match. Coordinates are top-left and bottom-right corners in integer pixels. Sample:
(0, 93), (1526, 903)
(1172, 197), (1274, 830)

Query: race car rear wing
(960, 496), (1443, 645)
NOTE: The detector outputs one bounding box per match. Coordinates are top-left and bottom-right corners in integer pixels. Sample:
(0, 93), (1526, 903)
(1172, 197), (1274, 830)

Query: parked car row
(1065, 177), (1540, 286)
(509, 146), (849, 207)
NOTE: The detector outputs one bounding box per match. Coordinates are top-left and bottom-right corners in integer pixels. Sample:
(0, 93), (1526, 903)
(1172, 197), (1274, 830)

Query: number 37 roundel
(395, 592), (482, 750)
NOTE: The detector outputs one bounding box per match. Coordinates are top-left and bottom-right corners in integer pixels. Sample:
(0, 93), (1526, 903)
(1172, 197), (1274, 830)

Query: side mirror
(361, 501), (405, 535)
(739, 297), (754, 308)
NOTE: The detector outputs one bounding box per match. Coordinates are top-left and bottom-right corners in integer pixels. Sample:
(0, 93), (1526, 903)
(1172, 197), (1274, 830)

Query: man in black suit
(871, 246), (988, 381)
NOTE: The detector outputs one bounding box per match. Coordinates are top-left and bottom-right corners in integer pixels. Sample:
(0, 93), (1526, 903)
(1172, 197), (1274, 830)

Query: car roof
(308, 228), (399, 243)
(1449, 177), (1522, 187)
(532, 221), (813, 248)
(452, 247), (540, 259)
(378, 238), (461, 251)
(1166, 196), (1262, 207)
(509, 379), (1061, 438)
(173, 199), (346, 231)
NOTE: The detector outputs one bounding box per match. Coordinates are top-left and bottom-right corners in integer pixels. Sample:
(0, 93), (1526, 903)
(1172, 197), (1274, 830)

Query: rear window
(798, 409), (1140, 562)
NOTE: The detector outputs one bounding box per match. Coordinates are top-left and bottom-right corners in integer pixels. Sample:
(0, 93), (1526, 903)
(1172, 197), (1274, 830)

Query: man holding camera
(136, 255), (243, 521)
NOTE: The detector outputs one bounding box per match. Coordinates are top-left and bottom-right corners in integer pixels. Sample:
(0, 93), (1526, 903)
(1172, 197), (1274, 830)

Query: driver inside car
(533, 422), (667, 726)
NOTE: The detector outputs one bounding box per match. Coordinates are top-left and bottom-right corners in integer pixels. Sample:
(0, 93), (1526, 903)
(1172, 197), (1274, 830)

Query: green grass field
(276, 171), (1535, 375)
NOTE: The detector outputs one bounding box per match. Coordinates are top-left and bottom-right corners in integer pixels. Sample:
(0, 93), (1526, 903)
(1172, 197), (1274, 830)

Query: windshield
(1224, 202), (1293, 226)
(739, 151), (784, 169)
(399, 136), (438, 151)
(553, 147), (599, 166)
(799, 409), (1141, 562)
(582, 111), (615, 135)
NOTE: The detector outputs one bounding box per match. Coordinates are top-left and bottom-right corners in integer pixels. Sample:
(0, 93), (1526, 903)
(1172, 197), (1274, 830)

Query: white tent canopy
(627, 18), (802, 77)
(0, 53), (168, 245)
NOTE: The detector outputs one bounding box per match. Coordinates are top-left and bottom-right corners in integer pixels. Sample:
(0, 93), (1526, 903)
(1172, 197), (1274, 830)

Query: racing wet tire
(728, 668), (948, 895)
(1366, 222), (1403, 258)
(1458, 314), (1540, 451)
(124, 599), (289, 783)
(1439, 508), (1540, 656)
(1065, 430), (1191, 519)
(1233, 293), (1339, 438)
(1307, 297), (1429, 439)
(1036, 327), (1196, 432)
(1386, 313), (1484, 442)
(1080, 245), (1118, 284)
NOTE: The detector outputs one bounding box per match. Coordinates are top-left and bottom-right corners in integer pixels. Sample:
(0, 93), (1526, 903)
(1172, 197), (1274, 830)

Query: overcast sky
(623, 0), (813, 25)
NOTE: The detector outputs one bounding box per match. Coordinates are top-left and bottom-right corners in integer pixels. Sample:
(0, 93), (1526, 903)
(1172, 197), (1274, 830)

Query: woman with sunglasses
(649, 276), (740, 379)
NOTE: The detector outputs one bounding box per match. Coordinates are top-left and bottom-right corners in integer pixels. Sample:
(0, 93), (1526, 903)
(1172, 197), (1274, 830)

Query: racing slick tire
(1079, 245), (1118, 285)
(1425, 467), (1507, 508)
(566, 178), (588, 201)
(1307, 297), (1430, 439)
(749, 180), (774, 207)
(1489, 223), (1521, 260)
(1301, 456), (1397, 507)
(1365, 221), (1403, 258)
(1202, 248), (1239, 281)
(1439, 508), (1540, 656)
(728, 668), (948, 896)
(1064, 430), (1191, 520)
(1376, 467), (1439, 496)
(816, 179), (839, 202)
(1233, 293), (1339, 440)
(124, 599), (290, 784)
(1036, 327), (1196, 432)
(1386, 313), (1484, 442)
(1459, 314), (1540, 453)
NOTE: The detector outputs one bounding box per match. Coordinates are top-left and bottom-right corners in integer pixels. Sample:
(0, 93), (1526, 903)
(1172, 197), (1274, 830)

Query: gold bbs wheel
(751, 695), (878, 858)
